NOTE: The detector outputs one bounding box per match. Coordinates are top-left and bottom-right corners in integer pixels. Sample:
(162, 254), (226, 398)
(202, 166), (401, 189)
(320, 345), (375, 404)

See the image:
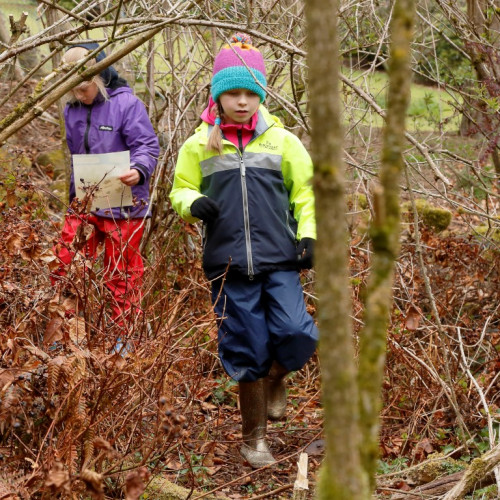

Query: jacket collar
(200, 107), (276, 146)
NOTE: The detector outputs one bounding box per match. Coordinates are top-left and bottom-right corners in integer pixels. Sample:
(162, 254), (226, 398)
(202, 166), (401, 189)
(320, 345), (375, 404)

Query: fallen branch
(442, 444), (500, 500)
(147, 476), (229, 500)
(388, 445), (500, 499)
(388, 471), (467, 499)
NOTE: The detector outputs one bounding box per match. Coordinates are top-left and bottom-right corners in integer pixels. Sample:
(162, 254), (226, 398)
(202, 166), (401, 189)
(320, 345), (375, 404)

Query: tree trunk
(305, 1), (370, 499)
(460, 0), (500, 136)
(44, 6), (72, 198)
(357, 0), (415, 493)
(0, 12), (24, 80)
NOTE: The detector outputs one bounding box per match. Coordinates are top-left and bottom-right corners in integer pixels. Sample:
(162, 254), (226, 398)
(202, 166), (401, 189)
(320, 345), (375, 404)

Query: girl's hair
(206, 101), (224, 154)
(62, 46), (108, 103)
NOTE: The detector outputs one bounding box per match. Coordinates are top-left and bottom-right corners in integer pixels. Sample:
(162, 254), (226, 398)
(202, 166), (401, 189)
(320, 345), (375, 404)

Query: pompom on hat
(211, 33), (267, 103)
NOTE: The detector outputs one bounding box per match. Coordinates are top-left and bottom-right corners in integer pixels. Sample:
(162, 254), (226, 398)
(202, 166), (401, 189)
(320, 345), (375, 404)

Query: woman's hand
(119, 169), (141, 186)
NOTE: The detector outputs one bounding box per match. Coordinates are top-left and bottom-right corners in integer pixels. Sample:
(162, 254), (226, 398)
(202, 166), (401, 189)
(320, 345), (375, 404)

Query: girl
(170, 34), (318, 468)
(52, 43), (159, 341)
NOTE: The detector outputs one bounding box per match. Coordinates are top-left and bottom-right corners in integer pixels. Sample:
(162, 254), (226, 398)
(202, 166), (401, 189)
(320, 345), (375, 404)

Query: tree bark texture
(305, 0), (370, 498)
(460, 0), (500, 138)
(45, 6), (72, 197)
(357, 0), (415, 493)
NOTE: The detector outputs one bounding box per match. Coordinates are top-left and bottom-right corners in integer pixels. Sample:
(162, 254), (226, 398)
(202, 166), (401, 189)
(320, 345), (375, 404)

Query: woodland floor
(0, 80), (499, 499)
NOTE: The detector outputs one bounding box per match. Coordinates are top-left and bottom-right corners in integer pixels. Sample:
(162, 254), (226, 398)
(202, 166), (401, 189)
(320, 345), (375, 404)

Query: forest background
(0, 0), (498, 499)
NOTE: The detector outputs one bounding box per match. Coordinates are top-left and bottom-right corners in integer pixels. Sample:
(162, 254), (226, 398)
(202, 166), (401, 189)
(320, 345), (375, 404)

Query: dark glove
(190, 196), (220, 224)
(296, 237), (315, 269)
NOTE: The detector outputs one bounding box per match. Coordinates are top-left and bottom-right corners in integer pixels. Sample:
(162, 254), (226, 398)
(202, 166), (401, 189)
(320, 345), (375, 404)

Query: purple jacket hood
(65, 85), (159, 219)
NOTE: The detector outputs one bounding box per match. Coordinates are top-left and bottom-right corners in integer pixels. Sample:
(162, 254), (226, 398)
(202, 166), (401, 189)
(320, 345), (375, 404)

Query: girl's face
(72, 81), (99, 105)
(219, 89), (260, 125)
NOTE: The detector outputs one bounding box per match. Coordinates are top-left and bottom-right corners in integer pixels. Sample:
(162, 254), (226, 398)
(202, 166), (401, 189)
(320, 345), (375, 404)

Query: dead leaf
(201, 401), (217, 412)
(23, 344), (50, 362)
(305, 439), (324, 456)
(394, 480), (411, 491)
(45, 462), (71, 493)
(405, 304), (422, 331)
(62, 296), (77, 313)
(90, 437), (117, 460)
(6, 234), (21, 255)
(47, 295), (64, 316)
(67, 316), (86, 344)
(6, 188), (16, 208)
(414, 437), (434, 461)
(93, 437), (113, 452)
(40, 252), (59, 270)
(73, 223), (94, 251)
(124, 467), (150, 500)
(44, 317), (64, 346)
(107, 353), (126, 370)
(204, 466), (222, 476)
(202, 451), (215, 467)
(20, 243), (41, 261)
(80, 469), (104, 499)
(418, 438), (434, 454)
(0, 369), (17, 389)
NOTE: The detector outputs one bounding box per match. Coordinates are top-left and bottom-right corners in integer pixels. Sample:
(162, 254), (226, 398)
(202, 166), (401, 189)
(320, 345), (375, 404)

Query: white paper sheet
(73, 151), (133, 211)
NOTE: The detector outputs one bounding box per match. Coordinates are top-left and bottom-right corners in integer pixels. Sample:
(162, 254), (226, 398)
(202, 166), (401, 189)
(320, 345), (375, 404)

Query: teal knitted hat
(211, 33), (267, 103)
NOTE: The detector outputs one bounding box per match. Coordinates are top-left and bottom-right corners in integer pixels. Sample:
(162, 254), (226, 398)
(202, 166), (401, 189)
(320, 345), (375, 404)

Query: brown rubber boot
(239, 379), (276, 468)
(266, 361), (289, 420)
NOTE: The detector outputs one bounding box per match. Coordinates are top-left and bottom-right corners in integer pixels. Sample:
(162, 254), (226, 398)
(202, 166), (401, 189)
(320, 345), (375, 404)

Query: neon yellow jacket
(170, 105), (316, 279)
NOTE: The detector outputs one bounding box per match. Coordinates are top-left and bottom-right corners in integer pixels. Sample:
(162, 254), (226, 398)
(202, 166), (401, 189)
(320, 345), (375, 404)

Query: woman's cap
(211, 33), (267, 103)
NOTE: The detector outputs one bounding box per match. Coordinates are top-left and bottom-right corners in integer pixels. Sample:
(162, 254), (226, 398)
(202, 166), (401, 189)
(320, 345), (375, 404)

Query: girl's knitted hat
(211, 33), (267, 103)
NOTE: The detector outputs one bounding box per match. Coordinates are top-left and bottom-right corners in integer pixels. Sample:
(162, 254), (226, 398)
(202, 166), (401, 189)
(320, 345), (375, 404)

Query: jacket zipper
(238, 130), (254, 279)
(285, 210), (297, 240)
(84, 106), (92, 154)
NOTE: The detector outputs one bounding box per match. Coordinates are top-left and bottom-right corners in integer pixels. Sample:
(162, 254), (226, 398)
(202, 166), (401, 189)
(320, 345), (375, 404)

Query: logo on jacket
(99, 125), (114, 131)
(259, 140), (278, 151)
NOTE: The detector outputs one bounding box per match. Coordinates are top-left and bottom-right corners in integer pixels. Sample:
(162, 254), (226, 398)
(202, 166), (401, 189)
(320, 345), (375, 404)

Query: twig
(456, 326), (500, 491)
(249, 483), (293, 499)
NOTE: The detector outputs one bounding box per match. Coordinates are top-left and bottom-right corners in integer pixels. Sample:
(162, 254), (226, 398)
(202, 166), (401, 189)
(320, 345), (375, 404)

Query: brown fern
(47, 356), (65, 397)
(82, 427), (95, 467)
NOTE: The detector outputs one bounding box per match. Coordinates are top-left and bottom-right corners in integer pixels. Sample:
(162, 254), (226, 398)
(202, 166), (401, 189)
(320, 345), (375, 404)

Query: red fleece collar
(200, 97), (258, 132)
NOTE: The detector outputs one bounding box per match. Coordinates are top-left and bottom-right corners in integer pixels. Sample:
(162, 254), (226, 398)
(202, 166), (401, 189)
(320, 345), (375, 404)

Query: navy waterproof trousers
(211, 270), (318, 382)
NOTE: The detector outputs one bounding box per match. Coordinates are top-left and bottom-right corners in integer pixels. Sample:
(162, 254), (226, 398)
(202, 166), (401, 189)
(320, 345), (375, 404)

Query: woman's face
(219, 89), (260, 125)
(72, 81), (99, 105)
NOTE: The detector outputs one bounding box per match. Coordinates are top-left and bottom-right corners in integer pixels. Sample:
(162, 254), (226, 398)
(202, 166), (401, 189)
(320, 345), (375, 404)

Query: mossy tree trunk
(306, 0), (415, 497)
(357, 0), (415, 492)
(44, 6), (72, 196)
(305, 0), (370, 498)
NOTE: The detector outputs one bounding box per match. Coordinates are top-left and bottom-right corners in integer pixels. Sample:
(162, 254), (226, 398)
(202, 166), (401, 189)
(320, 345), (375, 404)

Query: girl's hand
(119, 169), (140, 186)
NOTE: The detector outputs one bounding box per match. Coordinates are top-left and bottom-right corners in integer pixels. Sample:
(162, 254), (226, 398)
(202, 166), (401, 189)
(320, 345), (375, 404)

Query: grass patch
(343, 69), (461, 133)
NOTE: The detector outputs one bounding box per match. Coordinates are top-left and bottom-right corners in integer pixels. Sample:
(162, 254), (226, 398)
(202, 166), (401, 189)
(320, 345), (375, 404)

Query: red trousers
(52, 214), (145, 323)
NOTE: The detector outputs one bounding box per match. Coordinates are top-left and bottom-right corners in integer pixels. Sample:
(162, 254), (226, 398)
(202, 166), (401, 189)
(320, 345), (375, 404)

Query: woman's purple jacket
(65, 85), (160, 219)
